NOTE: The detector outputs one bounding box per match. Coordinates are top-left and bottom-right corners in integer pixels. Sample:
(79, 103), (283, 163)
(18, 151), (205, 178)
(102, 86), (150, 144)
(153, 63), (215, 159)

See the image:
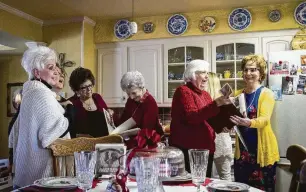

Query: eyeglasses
(243, 68), (259, 73)
(80, 84), (93, 91)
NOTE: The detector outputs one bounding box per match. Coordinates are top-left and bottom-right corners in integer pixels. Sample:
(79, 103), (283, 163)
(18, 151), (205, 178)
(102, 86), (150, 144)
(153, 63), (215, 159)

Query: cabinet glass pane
(168, 65), (185, 80)
(168, 82), (184, 98)
(216, 44), (234, 61)
(236, 43), (255, 60)
(168, 47), (185, 63)
(237, 80), (245, 90)
(186, 46), (204, 62)
(216, 62), (235, 79)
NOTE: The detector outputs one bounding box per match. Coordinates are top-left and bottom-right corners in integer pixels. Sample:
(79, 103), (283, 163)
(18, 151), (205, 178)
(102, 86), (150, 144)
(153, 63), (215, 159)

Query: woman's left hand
(230, 115), (251, 127)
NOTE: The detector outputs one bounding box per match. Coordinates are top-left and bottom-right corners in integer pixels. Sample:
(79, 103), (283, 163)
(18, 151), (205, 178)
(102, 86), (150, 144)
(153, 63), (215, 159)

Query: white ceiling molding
(0, 2), (43, 25)
(43, 16), (96, 26)
(84, 16), (96, 26)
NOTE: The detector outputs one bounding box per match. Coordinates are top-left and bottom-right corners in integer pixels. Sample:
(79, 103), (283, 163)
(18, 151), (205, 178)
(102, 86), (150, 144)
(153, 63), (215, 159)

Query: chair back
(49, 135), (123, 176)
(286, 144), (306, 192)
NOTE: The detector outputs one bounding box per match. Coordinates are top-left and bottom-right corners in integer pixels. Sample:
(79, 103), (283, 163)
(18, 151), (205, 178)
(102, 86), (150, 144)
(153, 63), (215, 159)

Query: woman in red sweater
(169, 60), (231, 176)
(116, 71), (163, 137)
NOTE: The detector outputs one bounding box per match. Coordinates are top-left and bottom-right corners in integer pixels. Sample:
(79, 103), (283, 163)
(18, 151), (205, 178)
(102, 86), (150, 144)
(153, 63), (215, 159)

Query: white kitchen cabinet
(128, 44), (163, 103)
(164, 41), (209, 103)
(262, 36), (293, 59)
(212, 38), (259, 91)
(97, 47), (127, 106)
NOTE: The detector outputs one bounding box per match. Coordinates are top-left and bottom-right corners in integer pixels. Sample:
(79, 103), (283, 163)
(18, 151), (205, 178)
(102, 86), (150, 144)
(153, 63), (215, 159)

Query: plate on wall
(114, 19), (131, 39)
(167, 14), (188, 36)
(228, 8), (252, 31)
(294, 2), (306, 26)
(269, 10), (281, 22)
(199, 16), (216, 33)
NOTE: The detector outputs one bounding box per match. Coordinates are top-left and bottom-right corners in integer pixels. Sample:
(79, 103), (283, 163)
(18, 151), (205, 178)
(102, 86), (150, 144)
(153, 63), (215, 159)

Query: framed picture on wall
(7, 83), (23, 117)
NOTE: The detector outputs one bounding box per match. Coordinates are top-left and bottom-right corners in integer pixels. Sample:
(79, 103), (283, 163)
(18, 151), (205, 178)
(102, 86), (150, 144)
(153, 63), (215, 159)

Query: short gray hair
(120, 71), (145, 91)
(21, 46), (58, 79)
(183, 59), (210, 82)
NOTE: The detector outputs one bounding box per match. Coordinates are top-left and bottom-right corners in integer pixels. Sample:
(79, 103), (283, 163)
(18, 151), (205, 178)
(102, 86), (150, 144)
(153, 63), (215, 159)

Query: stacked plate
(34, 176), (78, 189)
(207, 181), (250, 192)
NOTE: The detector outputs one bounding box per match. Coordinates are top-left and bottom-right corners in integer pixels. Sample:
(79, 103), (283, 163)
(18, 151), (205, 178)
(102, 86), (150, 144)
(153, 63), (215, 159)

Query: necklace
(245, 88), (259, 110)
(82, 99), (93, 110)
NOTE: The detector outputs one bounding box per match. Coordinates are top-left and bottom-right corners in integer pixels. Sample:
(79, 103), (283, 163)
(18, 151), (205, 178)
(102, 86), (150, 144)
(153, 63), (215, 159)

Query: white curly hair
(120, 71), (145, 91)
(183, 59), (210, 82)
(21, 44), (58, 79)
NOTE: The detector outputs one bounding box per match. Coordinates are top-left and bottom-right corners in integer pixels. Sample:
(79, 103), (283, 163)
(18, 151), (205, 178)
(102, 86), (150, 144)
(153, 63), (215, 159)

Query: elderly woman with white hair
(116, 71), (163, 139)
(8, 46), (71, 187)
(169, 59), (231, 176)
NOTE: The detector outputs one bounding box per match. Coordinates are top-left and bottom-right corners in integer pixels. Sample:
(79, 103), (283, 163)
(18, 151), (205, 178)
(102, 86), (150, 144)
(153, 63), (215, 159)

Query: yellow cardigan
(235, 87), (280, 167)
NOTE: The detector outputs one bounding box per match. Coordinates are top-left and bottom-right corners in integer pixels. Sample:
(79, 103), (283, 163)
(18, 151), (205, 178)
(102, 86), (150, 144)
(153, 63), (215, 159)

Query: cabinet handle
(122, 96), (126, 101)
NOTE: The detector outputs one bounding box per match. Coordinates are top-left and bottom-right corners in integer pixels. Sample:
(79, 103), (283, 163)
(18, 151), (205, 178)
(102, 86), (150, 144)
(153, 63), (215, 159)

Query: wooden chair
(286, 144), (306, 192)
(49, 135), (123, 176)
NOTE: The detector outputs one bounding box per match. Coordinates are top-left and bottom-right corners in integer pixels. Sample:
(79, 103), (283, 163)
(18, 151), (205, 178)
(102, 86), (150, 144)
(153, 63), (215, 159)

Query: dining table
(14, 177), (264, 192)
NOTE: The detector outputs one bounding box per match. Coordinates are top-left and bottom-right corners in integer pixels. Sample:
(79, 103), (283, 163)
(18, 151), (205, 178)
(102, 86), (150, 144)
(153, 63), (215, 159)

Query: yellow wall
(95, 1), (301, 43)
(0, 9), (42, 41)
(43, 22), (83, 97)
(83, 22), (97, 92)
(0, 56), (28, 158)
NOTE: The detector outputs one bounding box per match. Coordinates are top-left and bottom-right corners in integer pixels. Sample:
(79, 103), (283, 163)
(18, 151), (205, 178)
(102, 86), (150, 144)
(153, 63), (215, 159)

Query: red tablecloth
(18, 178), (212, 191)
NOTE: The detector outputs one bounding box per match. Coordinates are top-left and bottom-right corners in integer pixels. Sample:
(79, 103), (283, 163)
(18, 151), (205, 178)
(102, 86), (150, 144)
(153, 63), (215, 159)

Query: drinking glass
(188, 149), (209, 192)
(74, 151), (97, 191)
(134, 156), (160, 192)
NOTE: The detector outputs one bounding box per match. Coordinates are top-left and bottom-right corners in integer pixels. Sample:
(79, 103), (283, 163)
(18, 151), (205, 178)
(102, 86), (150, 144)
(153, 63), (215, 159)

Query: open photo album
(103, 109), (140, 138)
(207, 83), (248, 150)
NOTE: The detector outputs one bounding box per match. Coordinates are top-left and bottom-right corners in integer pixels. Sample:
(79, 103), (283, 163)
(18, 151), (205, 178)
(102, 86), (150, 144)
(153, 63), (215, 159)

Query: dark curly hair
(69, 67), (95, 92)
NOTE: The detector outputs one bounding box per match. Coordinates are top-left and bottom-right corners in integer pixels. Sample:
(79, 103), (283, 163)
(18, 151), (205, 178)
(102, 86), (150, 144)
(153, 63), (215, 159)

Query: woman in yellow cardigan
(230, 55), (279, 191)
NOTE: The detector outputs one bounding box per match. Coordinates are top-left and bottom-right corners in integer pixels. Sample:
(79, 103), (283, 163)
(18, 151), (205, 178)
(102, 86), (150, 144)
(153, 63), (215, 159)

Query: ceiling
(0, 0), (295, 20)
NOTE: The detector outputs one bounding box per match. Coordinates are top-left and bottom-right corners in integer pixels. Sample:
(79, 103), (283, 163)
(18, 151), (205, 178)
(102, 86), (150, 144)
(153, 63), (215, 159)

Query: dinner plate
(34, 176), (78, 189)
(128, 173), (192, 182)
(207, 181), (250, 191)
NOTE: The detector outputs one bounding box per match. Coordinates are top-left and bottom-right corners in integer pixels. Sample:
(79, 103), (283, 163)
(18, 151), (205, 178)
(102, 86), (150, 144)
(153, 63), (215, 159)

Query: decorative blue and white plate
(294, 2), (306, 26)
(167, 14), (188, 36)
(114, 19), (131, 39)
(228, 8), (252, 31)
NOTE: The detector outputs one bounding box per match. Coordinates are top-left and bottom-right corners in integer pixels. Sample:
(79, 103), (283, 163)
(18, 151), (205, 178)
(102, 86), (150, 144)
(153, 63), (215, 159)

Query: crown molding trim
(0, 2), (43, 25)
(43, 16), (96, 26)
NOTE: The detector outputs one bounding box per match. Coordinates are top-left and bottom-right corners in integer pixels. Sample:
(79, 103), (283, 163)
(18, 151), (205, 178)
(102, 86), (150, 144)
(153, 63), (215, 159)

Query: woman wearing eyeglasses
(68, 67), (113, 138)
(230, 55), (279, 191)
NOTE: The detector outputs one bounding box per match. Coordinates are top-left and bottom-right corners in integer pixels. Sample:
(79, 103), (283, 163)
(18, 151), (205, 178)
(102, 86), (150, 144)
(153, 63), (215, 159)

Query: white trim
(43, 16), (95, 26)
(81, 20), (85, 67)
(0, 2), (43, 25)
(84, 16), (96, 26)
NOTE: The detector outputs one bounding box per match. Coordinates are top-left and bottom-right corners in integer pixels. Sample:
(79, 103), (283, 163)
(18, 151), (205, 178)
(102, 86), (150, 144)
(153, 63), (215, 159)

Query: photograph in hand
(219, 83), (233, 97)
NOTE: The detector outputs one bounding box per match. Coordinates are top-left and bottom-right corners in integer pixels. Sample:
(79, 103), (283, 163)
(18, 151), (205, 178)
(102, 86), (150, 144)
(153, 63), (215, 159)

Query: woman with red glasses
(68, 67), (113, 138)
(230, 55), (279, 191)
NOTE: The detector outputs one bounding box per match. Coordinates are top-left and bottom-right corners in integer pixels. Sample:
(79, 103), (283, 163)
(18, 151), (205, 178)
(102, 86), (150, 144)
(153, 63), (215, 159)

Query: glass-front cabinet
(211, 38), (259, 92)
(164, 42), (209, 103)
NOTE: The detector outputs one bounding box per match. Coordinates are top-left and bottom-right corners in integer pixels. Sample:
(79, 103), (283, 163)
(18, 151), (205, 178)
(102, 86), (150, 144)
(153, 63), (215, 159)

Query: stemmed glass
(188, 149), (209, 192)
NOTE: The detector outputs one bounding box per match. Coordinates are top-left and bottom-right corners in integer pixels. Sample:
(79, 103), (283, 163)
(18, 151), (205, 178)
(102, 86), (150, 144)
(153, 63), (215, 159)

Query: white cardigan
(9, 80), (70, 187)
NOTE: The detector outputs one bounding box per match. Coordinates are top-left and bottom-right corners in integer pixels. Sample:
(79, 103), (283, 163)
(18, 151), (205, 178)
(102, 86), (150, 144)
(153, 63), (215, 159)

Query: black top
(76, 110), (108, 137)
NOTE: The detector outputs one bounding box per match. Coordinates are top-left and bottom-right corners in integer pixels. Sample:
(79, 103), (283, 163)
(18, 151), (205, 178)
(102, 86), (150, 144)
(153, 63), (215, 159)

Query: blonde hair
(241, 54), (267, 83)
(206, 72), (222, 99)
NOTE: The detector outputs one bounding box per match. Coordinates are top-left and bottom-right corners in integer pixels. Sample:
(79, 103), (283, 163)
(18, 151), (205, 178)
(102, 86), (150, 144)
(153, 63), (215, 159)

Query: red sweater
(118, 91), (163, 136)
(169, 83), (220, 153)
